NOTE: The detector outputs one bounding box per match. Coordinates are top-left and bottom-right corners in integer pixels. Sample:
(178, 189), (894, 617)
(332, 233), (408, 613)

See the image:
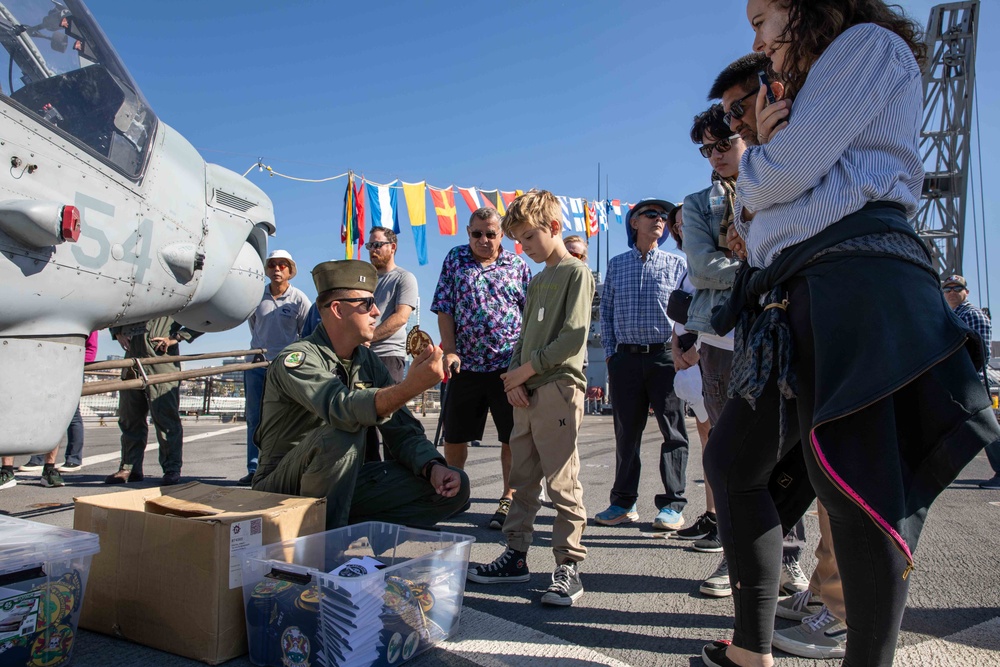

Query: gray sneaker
(772, 606), (847, 659)
(699, 557), (732, 597)
(541, 562), (584, 606)
(776, 589), (824, 621)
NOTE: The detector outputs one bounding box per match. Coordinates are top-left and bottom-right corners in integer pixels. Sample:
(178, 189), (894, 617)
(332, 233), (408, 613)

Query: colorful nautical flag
(430, 187), (458, 236)
(501, 191), (518, 208)
(354, 179), (366, 253)
(402, 181), (428, 266)
(480, 189), (505, 214)
(366, 181), (400, 233)
(596, 200), (609, 230)
(608, 199), (623, 224)
(458, 186), (481, 213)
(585, 200), (599, 238)
(342, 173), (360, 259)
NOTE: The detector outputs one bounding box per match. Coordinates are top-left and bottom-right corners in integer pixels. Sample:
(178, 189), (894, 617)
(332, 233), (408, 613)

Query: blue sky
(85, 0), (999, 360)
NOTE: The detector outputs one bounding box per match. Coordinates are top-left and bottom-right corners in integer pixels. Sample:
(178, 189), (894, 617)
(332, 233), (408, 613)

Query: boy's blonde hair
(501, 189), (562, 239)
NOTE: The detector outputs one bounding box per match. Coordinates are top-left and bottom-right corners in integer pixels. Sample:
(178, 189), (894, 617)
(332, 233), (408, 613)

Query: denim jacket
(682, 185), (742, 335)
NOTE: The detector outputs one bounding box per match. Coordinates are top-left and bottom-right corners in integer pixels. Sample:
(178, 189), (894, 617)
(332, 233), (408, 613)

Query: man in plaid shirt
(942, 274), (998, 490)
(596, 198), (691, 530)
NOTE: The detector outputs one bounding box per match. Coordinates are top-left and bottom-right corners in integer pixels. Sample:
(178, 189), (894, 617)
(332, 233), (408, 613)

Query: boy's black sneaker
(675, 511), (717, 540)
(692, 528), (724, 553)
(541, 562), (584, 606)
(467, 548), (530, 584)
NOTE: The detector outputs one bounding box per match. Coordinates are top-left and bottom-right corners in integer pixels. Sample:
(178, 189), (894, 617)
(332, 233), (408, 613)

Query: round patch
(59, 571), (83, 612)
(401, 631), (419, 660)
(28, 623), (74, 667)
(386, 632), (403, 664)
(283, 351), (306, 368)
(251, 579), (293, 599)
(280, 626), (311, 667)
(405, 327), (433, 357)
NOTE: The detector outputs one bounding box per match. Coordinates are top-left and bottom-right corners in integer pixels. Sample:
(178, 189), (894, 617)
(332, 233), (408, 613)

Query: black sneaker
(692, 528), (723, 553)
(541, 562), (584, 606)
(699, 557), (732, 598)
(488, 498), (511, 530)
(238, 472), (255, 486)
(675, 511), (717, 540)
(980, 474), (1000, 490)
(0, 467), (16, 490)
(467, 548), (530, 584)
(41, 466), (65, 488)
(701, 639), (738, 666)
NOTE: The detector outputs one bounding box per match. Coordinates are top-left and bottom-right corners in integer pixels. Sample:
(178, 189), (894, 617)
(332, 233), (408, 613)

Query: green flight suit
(110, 317), (202, 474)
(252, 325), (469, 529)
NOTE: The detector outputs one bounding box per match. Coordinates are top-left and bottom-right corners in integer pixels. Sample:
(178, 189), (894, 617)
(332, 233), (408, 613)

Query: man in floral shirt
(432, 207), (531, 529)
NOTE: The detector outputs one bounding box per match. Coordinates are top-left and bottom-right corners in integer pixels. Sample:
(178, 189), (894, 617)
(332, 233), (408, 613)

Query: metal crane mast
(913, 0), (979, 277)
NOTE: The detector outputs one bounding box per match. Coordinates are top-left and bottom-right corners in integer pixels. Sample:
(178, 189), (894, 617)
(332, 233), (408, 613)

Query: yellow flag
(402, 181), (427, 229)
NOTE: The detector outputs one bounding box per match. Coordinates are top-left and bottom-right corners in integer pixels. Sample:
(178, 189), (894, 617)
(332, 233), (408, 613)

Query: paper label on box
(229, 517), (263, 589)
(0, 589), (43, 642)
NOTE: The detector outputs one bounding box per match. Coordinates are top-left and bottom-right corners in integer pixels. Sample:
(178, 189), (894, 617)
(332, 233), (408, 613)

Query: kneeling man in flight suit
(252, 259), (470, 529)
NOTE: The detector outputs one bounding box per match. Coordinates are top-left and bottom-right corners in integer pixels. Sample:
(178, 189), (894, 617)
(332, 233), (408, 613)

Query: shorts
(443, 368), (514, 444)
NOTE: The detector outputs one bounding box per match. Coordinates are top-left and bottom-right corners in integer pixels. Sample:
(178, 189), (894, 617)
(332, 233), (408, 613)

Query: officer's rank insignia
(406, 326), (433, 356)
(354, 382), (371, 389)
(283, 351), (305, 368)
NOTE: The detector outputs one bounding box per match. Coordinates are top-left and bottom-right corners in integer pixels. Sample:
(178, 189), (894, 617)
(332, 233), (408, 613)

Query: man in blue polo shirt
(597, 199), (689, 531)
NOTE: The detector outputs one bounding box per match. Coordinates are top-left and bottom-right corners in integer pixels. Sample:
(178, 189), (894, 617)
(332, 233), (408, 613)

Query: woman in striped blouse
(701, 1), (1000, 666)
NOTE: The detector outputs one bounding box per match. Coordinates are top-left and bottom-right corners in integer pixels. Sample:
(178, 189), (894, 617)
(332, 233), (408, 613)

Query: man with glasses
(252, 260), (469, 530)
(239, 250), (312, 485)
(712, 52), (770, 148)
(432, 207), (531, 529)
(941, 275), (998, 490)
(365, 227), (419, 385)
(596, 198), (690, 533)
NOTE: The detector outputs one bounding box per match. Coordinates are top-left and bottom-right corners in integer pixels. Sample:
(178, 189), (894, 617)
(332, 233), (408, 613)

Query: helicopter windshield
(0, 0), (156, 178)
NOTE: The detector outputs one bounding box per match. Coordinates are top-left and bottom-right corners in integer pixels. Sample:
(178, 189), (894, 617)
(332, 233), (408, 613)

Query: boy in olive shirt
(466, 190), (595, 606)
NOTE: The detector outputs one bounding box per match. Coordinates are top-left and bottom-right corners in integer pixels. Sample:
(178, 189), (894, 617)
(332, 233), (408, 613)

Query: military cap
(311, 260), (377, 294)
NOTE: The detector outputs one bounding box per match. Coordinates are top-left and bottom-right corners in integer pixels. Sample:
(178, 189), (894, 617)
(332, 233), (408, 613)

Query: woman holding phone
(701, 1), (1000, 666)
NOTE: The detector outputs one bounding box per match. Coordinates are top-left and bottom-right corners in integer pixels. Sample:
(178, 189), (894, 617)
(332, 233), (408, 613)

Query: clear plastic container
(0, 515), (100, 667)
(240, 521), (474, 667)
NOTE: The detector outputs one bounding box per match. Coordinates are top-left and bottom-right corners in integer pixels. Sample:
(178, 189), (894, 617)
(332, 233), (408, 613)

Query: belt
(616, 342), (668, 354)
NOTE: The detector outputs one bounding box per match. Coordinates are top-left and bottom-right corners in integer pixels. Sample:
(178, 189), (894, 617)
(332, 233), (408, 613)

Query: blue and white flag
(596, 200), (608, 230)
(366, 181), (400, 233)
(557, 196), (573, 231)
(607, 199), (623, 225)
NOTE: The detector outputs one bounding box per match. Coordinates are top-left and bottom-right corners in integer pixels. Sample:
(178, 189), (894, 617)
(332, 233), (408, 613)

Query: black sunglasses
(699, 134), (740, 159)
(332, 296), (376, 311)
(722, 87), (760, 127)
(470, 230), (499, 239)
(942, 286), (966, 293)
(637, 210), (671, 222)
(365, 240), (392, 250)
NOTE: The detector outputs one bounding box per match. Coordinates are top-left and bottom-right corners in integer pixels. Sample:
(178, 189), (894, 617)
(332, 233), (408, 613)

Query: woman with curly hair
(700, 1), (999, 666)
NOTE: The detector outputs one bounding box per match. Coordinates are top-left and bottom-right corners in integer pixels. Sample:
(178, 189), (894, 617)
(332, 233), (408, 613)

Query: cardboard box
(74, 482), (326, 664)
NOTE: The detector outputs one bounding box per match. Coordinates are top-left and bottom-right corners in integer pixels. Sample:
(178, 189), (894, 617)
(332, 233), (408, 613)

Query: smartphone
(758, 70), (777, 106)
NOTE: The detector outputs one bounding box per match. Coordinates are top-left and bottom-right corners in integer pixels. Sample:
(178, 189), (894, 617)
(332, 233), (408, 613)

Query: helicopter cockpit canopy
(0, 0), (156, 179)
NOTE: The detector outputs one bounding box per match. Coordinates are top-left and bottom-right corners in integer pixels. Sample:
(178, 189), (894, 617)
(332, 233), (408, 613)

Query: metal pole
(81, 361), (268, 396)
(85, 348), (266, 371)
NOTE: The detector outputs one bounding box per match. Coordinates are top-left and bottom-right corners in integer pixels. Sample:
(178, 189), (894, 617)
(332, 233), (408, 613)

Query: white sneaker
(776, 589), (824, 621)
(779, 556), (809, 595)
(772, 606), (847, 659)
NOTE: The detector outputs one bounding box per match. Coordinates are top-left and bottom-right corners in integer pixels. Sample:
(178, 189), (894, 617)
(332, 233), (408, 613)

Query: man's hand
(671, 335), (688, 370)
(429, 463), (462, 498)
(681, 344), (700, 369)
(506, 384), (530, 408)
(727, 225), (748, 261)
(405, 345), (446, 393)
(443, 353), (461, 378)
(501, 363), (535, 393)
(115, 334), (130, 351)
(150, 336), (178, 353)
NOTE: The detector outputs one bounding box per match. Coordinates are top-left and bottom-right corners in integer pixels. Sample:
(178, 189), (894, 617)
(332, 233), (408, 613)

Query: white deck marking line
(437, 607), (634, 666)
(893, 617), (1000, 666)
(77, 426), (246, 468)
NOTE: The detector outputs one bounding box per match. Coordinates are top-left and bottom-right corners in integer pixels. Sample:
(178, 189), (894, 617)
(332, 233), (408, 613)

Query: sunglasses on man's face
(267, 261), (291, 271)
(365, 241), (392, 250)
(699, 134), (740, 159)
(470, 230), (499, 239)
(331, 296), (376, 311)
(942, 286), (966, 293)
(722, 87), (760, 127)
(636, 210), (671, 222)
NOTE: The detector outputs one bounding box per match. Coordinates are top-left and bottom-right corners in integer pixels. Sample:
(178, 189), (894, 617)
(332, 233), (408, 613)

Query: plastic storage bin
(241, 521), (474, 667)
(0, 515), (100, 667)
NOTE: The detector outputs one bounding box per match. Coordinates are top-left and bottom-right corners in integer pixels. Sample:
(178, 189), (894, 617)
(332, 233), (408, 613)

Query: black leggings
(708, 276), (986, 665)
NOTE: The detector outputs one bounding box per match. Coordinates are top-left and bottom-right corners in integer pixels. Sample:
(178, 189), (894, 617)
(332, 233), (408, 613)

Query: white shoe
(779, 556), (809, 595)
(18, 463), (43, 473)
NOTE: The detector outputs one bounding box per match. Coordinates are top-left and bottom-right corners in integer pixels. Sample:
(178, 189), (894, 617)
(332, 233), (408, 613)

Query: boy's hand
(506, 385), (530, 408)
(501, 363), (535, 392)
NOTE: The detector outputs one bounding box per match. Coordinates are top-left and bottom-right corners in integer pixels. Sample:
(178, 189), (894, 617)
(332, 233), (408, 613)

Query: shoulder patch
(283, 351), (306, 368)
